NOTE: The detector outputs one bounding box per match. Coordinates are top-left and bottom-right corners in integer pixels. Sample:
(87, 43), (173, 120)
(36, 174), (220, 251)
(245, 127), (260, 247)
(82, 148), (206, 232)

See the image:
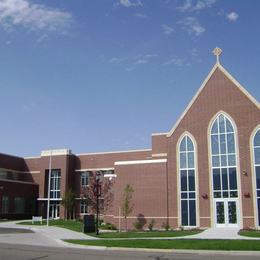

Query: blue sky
(0, 0), (259, 157)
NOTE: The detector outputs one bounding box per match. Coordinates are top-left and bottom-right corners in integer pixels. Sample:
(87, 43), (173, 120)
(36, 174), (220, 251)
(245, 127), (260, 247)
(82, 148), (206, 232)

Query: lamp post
(95, 172), (101, 235)
(46, 150), (52, 226)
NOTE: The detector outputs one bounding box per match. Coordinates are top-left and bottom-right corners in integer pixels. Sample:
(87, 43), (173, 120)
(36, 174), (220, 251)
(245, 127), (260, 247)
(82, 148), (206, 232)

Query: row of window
(0, 170), (27, 182)
(1, 196), (26, 214)
(80, 170), (114, 187)
(179, 113), (260, 227)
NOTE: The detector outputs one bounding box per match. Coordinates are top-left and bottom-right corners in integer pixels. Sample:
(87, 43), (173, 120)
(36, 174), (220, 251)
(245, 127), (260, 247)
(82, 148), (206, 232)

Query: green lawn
(88, 230), (201, 238)
(17, 219), (201, 238)
(239, 230), (260, 238)
(65, 239), (260, 251)
(17, 219), (83, 233)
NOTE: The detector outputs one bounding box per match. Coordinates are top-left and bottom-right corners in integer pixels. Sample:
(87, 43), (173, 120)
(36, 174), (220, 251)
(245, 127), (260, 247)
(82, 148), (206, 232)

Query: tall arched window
(210, 113), (238, 226)
(179, 135), (196, 226)
(253, 129), (260, 226)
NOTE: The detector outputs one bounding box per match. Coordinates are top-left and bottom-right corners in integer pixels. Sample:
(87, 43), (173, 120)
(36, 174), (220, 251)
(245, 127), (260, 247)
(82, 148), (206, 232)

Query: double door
(214, 199), (238, 227)
(49, 202), (60, 219)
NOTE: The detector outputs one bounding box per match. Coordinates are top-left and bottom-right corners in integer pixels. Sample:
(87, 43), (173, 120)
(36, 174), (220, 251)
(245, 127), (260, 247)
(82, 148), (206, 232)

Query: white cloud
(177, 0), (192, 12)
(178, 17), (205, 36)
(190, 48), (199, 57)
(109, 57), (128, 64)
(162, 24), (174, 35)
(0, 0), (73, 32)
(134, 13), (147, 19)
(134, 59), (148, 65)
(119, 0), (142, 8)
(226, 12), (239, 22)
(109, 53), (158, 67)
(177, 0), (216, 12)
(162, 56), (190, 67)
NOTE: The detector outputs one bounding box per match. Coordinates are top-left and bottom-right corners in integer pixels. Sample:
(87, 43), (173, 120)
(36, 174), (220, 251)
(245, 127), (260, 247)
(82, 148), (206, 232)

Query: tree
(121, 184), (134, 231)
(80, 171), (114, 215)
(61, 188), (76, 220)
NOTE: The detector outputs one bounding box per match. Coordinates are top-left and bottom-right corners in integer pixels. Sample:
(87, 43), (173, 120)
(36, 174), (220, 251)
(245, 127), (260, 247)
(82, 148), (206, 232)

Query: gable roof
(167, 62), (260, 137)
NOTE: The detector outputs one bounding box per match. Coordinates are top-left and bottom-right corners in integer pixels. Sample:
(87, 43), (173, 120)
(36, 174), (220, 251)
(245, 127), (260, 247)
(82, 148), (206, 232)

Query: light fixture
(242, 170), (248, 176)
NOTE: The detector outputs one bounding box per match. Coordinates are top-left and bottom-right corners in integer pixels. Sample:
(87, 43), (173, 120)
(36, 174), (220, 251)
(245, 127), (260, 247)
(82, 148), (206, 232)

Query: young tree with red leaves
(79, 171), (114, 217)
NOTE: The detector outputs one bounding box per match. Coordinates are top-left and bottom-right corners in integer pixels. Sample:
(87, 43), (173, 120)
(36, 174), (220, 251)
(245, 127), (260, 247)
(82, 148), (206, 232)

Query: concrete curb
(59, 242), (260, 256)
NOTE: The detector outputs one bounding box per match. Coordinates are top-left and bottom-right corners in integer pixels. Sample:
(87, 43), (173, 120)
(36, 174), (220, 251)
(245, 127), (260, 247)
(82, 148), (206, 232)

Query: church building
(0, 48), (259, 230)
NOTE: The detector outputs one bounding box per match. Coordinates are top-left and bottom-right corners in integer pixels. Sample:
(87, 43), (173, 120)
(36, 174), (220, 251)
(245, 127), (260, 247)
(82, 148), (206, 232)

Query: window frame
(252, 128), (260, 227)
(80, 200), (88, 214)
(14, 197), (25, 214)
(178, 134), (197, 227)
(81, 171), (90, 187)
(50, 169), (61, 199)
(2, 196), (9, 214)
(210, 113), (239, 199)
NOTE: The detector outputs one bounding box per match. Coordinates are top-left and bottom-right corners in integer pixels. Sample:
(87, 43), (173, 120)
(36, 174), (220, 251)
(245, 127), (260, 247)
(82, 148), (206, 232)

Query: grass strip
(64, 239), (260, 251)
(17, 220), (201, 238)
(88, 230), (201, 238)
(239, 230), (260, 238)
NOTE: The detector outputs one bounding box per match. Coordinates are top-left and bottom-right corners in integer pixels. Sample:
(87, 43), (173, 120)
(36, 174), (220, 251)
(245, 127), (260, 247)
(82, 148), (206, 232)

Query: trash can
(83, 214), (95, 233)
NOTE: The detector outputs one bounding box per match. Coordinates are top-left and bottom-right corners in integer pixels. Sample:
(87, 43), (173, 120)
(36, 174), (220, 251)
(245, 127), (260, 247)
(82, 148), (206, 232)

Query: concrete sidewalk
(0, 220), (95, 247)
(180, 227), (257, 240)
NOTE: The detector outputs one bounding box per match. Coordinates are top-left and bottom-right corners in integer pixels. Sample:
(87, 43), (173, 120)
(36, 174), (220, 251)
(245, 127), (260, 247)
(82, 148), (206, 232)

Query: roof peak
(167, 59), (259, 137)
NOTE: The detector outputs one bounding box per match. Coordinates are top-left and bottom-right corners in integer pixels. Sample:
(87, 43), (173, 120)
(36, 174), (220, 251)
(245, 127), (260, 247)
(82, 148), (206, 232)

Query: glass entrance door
(49, 202), (60, 219)
(214, 199), (238, 227)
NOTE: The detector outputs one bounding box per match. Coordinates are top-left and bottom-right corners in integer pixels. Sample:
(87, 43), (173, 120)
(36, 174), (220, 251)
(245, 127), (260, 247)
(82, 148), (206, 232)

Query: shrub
(162, 222), (170, 231)
(100, 222), (117, 230)
(133, 220), (144, 231)
(148, 219), (156, 231)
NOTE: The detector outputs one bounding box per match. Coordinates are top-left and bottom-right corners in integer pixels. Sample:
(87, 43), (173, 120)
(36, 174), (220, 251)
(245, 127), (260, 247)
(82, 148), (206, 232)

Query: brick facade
(0, 61), (259, 230)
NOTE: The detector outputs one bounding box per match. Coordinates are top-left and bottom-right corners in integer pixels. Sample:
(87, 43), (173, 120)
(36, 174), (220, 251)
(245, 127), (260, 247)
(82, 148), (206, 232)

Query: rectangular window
(229, 168), (237, 190)
(213, 168), (221, 190)
(188, 170), (195, 191)
(189, 200), (196, 226)
(221, 168), (228, 190)
(211, 135), (219, 155)
(256, 166), (260, 189)
(14, 197), (25, 214)
(2, 196), (9, 213)
(49, 170), (61, 199)
(258, 198), (260, 226)
(81, 172), (89, 187)
(181, 200), (188, 226)
(0, 170), (7, 180)
(181, 170), (187, 191)
(80, 200), (88, 214)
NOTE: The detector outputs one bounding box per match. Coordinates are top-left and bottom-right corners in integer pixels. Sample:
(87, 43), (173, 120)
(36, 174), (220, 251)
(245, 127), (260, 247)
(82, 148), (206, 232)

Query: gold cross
(212, 47), (222, 64)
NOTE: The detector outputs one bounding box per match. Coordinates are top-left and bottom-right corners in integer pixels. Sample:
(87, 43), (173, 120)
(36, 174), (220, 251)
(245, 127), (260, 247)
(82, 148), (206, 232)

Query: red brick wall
(109, 162), (168, 230)
(75, 150), (151, 169)
(152, 134), (168, 156)
(167, 67), (260, 228)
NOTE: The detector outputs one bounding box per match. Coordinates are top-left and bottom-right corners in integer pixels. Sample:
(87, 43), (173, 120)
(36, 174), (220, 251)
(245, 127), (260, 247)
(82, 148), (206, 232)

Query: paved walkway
(0, 220), (95, 247)
(182, 227), (244, 239)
